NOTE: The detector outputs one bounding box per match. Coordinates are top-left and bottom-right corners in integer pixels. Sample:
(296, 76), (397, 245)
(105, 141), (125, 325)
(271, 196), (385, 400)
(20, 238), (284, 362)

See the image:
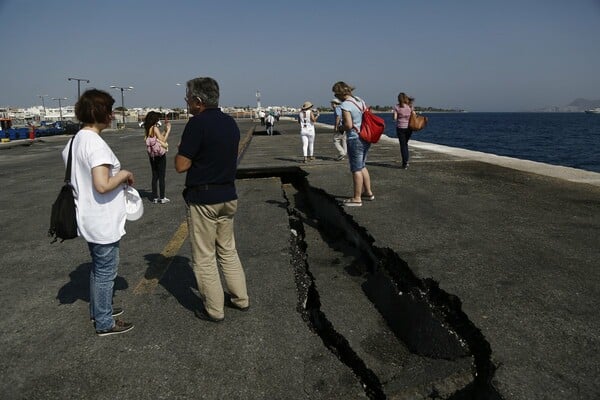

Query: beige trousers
(187, 200), (249, 319)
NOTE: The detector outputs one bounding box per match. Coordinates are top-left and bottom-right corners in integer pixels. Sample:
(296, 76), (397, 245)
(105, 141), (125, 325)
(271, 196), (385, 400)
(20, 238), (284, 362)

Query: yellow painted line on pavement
(133, 222), (188, 295)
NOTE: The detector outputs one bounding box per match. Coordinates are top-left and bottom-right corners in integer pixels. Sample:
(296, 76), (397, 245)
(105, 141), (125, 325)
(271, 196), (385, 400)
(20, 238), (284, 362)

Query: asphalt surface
(0, 118), (598, 399)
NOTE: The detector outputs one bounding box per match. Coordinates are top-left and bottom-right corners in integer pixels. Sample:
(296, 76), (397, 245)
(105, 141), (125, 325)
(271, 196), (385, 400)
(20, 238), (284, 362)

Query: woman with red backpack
(332, 81), (375, 207)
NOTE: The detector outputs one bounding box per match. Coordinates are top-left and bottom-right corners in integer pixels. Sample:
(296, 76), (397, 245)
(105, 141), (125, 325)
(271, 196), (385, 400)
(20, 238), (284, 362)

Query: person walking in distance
(63, 89), (135, 336)
(265, 112), (275, 136)
(331, 98), (346, 160)
(175, 77), (249, 322)
(392, 92), (414, 169)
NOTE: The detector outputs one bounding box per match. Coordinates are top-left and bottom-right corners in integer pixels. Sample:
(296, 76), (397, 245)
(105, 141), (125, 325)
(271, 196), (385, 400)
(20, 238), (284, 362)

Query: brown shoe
(225, 298), (250, 312)
(194, 309), (224, 323)
(96, 319), (134, 336)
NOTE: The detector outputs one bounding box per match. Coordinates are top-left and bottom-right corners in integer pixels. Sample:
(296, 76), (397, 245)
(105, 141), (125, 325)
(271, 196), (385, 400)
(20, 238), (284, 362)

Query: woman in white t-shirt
(298, 101), (319, 163)
(62, 89), (135, 336)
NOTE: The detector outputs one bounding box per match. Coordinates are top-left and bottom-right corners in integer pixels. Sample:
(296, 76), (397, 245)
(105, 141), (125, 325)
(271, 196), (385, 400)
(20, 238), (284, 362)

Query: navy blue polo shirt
(177, 108), (239, 205)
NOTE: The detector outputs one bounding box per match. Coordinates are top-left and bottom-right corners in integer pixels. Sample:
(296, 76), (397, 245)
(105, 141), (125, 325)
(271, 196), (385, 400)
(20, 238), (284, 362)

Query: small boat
(584, 108), (600, 114)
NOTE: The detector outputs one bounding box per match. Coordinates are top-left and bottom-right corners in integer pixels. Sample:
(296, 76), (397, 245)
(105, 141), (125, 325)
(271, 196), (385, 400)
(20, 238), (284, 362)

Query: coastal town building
(0, 104), (301, 127)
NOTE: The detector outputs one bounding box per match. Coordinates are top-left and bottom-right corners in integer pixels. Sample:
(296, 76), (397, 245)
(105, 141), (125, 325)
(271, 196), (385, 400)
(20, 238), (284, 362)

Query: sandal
(362, 194), (375, 201)
(342, 199), (362, 207)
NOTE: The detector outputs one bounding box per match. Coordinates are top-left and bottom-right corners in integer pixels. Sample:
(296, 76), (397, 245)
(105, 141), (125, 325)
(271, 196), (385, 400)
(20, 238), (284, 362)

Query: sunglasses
(185, 94), (202, 103)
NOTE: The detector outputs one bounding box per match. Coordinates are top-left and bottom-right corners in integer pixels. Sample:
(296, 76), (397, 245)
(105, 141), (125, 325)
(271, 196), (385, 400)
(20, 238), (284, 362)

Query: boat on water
(584, 108), (600, 114)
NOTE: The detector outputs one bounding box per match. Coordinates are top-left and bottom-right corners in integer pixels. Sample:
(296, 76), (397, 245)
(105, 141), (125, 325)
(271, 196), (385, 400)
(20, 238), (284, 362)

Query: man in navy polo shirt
(175, 77), (249, 322)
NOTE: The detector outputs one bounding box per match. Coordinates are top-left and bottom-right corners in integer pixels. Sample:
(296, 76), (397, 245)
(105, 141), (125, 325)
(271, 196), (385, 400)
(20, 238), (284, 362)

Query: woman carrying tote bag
(392, 92), (414, 169)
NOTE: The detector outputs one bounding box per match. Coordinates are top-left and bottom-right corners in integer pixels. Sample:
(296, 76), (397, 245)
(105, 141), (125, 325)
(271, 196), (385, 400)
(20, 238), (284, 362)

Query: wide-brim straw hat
(301, 101), (313, 110)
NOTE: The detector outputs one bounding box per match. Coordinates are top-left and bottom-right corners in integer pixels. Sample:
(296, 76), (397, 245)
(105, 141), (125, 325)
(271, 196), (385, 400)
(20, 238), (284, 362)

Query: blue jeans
(347, 136), (370, 172)
(396, 127), (412, 166)
(88, 241), (120, 331)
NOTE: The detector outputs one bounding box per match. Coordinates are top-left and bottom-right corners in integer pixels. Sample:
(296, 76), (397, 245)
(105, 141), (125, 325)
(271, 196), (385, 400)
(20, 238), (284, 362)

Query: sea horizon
(317, 112), (600, 173)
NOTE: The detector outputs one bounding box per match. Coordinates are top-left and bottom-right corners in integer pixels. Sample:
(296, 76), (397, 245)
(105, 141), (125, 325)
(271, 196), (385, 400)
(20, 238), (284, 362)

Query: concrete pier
(0, 118), (598, 399)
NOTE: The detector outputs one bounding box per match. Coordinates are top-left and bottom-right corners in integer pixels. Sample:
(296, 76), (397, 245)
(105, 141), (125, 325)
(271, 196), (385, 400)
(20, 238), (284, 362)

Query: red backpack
(346, 97), (385, 143)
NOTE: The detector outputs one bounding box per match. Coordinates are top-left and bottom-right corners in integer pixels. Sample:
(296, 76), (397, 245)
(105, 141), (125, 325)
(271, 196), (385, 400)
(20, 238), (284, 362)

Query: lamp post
(176, 83), (185, 119)
(67, 77), (90, 99)
(51, 97), (68, 122)
(38, 94), (48, 117)
(110, 85), (134, 127)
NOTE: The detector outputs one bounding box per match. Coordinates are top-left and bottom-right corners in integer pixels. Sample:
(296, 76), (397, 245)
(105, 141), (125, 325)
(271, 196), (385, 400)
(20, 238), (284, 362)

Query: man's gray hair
(187, 77), (220, 107)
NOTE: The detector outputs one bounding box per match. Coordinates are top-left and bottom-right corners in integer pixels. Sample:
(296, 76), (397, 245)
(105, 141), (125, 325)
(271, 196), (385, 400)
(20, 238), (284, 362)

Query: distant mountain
(567, 98), (600, 110)
(535, 98), (600, 112)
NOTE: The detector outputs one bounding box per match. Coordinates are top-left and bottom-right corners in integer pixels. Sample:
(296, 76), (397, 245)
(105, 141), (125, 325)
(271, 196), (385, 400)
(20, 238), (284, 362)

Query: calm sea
(318, 112), (600, 173)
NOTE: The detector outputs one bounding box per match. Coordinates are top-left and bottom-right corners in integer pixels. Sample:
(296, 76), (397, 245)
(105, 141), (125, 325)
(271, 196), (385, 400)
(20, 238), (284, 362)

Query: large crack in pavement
(238, 167), (503, 399)
(287, 207), (386, 399)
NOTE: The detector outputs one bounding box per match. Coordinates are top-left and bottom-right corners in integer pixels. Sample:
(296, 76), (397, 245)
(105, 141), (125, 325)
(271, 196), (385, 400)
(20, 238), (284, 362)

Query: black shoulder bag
(48, 134), (78, 243)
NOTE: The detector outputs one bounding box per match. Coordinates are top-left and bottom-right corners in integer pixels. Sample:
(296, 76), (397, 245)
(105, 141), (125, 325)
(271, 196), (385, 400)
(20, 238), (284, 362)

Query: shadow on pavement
(56, 263), (129, 304)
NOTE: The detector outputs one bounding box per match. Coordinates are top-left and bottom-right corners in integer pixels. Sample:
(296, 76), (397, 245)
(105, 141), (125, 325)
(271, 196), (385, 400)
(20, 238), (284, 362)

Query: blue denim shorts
(347, 136), (371, 172)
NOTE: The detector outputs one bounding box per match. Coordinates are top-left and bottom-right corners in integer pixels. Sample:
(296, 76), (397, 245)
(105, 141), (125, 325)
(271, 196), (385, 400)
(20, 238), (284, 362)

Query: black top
(177, 108), (239, 205)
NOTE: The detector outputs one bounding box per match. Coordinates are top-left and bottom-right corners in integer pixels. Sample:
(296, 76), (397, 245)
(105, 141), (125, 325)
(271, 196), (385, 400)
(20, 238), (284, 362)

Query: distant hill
(567, 98), (600, 110)
(536, 98), (600, 112)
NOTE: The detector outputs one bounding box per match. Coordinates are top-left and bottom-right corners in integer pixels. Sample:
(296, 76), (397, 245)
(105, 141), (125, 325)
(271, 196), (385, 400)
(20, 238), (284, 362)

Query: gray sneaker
(96, 319), (134, 336)
(160, 198), (170, 204)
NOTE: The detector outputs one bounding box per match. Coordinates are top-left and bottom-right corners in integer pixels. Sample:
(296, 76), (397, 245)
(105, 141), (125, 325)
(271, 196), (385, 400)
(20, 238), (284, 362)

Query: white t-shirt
(62, 129), (126, 244)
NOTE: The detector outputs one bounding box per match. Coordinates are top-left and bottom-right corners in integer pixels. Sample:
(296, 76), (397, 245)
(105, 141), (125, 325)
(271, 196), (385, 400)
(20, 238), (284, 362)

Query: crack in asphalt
(286, 205), (386, 399)
(237, 166), (503, 399)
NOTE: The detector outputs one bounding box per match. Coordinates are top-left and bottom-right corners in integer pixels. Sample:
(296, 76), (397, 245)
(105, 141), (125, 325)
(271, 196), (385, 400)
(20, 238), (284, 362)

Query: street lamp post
(67, 77), (90, 99)
(176, 83), (185, 119)
(38, 94), (48, 117)
(51, 97), (68, 122)
(110, 85), (134, 127)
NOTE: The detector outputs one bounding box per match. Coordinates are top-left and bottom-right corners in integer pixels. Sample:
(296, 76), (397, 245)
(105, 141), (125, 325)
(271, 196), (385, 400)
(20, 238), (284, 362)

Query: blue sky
(1, 0), (599, 111)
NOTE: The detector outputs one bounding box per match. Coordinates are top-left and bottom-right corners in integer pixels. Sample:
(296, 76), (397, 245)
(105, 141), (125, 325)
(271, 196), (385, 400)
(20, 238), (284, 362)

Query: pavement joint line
(133, 221), (188, 295)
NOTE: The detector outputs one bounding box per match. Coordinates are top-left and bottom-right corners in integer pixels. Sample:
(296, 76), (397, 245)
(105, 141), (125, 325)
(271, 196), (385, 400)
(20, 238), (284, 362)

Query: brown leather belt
(186, 183), (234, 191)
